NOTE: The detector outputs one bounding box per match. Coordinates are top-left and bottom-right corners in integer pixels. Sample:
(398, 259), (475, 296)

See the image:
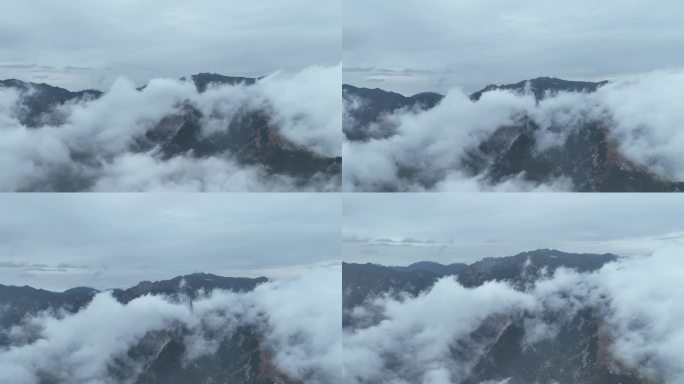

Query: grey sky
(343, 0), (684, 95)
(344, 194), (684, 265)
(0, 194), (340, 291)
(0, 0), (340, 91)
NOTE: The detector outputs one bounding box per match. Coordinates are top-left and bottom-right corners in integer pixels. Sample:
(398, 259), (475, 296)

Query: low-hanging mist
(0, 64), (341, 192)
(343, 70), (684, 192)
(0, 265), (342, 384)
(343, 244), (684, 384)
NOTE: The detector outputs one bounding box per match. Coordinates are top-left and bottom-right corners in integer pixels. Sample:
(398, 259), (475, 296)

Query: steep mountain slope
(111, 273), (267, 304)
(469, 77), (608, 101)
(141, 104), (340, 183)
(130, 325), (295, 384)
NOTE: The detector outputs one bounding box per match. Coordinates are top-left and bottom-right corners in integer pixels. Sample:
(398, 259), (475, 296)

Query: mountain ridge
(342, 248), (619, 319)
(0, 272), (269, 328)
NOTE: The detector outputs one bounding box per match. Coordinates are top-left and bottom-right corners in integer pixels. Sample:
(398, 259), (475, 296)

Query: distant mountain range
(0, 273), (298, 384)
(343, 249), (651, 384)
(0, 74), (341, 191)
(344, 77), (684, 192)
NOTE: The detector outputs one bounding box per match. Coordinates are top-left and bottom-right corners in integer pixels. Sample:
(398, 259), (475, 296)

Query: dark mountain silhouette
(342, 250), (649, 384)
(0, 284), (97, 331)
(111, 273), (267, 304)
(343, 77), (684, 191)
(469, 76), (608, 101)
(189, 73), (259, 92)
(457, 248), (617, 288)
(0, 79), (102, 127)
(0, 273), (266, 329)
(343, 249), (616, 313)
(395, 260), (468, 275)
(0, 75), (340, 191)
(467, 114), (684, 192)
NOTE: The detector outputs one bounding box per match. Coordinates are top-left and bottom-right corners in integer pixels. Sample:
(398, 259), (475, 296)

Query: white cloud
(344, 243), (684, 383)
(344, 278), (534, 383)
(0, 65), (340, 191)
(343, 70), (684, 191)
(0, 265), (342, 384)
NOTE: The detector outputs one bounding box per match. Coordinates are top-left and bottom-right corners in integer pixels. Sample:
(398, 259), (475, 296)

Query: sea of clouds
(0, 265), (342, 384)
(0, 64), (341, 192)
(344, 243), (684, 384)
(343, 70), (684, 191)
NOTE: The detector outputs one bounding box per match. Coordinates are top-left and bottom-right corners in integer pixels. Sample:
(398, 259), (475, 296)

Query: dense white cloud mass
(343, 70), (684, 191)
(258, 65), (342, 157)
(598, 71), (684, 180)
(344, 279), (533, 383)
(0, 265), (342, 384)
(343, 89), (538, 191)
(90, 153), (305, 192)
(597, 244), (684, 382)
(253, 264), (342, 382)
(0, 64), (340, 192)
(344, 244), (684, 384)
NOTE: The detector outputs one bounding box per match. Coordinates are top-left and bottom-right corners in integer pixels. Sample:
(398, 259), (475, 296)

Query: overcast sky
(343, 0), (684, 95)
(0, 0), (340, 90)
(344, 194), (684, 265)
(0, 194), (340, 291)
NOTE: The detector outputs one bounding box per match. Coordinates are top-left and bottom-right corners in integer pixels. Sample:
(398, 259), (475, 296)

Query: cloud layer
(344, 244), (684, 383)
(0, 265), (342, 384)
(0, 64), (341, 192)
(343, 70), (684, 191)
